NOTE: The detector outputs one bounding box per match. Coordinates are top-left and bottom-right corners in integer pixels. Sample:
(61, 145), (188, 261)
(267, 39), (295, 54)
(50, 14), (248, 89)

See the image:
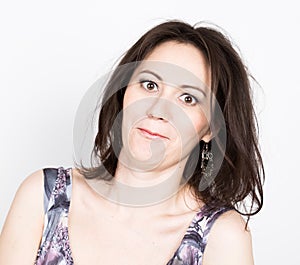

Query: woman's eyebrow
(181, 84), (207, 97)
(139, 70), (163, 81)
(139, 69), (207, 97)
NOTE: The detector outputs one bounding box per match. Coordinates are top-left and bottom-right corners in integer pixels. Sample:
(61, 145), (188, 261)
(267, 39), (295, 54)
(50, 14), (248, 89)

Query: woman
(0, 20), (264, 265)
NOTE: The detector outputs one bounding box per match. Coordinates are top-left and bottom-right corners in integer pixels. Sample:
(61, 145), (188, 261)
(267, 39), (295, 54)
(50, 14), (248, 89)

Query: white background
(0, 0), (299, 264)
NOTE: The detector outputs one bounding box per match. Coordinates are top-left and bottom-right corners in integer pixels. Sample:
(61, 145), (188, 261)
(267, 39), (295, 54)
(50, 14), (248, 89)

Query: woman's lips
(137, 128), (169, 140)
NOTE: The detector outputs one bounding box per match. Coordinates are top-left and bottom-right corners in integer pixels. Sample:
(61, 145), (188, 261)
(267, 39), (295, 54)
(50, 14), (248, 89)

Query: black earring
(200, 142), (214, 184)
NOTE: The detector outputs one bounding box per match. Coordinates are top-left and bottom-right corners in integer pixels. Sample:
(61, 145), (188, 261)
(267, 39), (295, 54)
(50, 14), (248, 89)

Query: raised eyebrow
(181, 85), (207, 97)
(138, 70), (207, 97)
(139, 70), (163, 81)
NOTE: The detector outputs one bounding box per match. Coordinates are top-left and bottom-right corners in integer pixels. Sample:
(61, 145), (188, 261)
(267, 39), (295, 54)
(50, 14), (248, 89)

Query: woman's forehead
(140, 41), (211, 88)
(131, 60), (209, 94)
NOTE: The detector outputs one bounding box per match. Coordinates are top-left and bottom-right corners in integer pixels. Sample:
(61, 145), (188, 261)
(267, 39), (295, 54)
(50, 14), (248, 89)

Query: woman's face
(120, 41), (212, 172)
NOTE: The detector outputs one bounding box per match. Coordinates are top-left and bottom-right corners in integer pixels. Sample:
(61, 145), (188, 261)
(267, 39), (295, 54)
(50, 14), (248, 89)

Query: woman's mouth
(137, 128), (169, 140)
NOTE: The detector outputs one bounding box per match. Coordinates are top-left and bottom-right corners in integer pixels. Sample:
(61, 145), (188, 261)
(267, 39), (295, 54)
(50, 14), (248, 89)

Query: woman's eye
(179, 93), (199, 106)
(140, 80), (158, 92)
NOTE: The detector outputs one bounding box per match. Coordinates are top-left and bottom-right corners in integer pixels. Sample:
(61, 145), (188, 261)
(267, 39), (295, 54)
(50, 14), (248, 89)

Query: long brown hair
(77, 20), (264, 224)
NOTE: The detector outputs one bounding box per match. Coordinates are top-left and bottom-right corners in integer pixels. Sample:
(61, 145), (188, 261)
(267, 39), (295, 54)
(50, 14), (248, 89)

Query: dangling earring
(200, 141), (214, 185)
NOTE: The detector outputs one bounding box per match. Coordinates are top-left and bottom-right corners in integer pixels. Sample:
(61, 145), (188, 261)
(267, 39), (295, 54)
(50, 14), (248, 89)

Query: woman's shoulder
(22, 168), (44, 185)
(0, 168), (45, 264)
(202, 209), (254, 265)
(4, 167), (49, 223)
(2, 166), (73, 231)
(13, 168), (45, 208)
(207, 209), (250, 239)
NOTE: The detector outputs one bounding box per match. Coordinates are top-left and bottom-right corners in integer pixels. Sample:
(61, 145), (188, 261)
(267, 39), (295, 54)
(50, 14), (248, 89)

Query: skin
(116, 41), (212, 188)
(0, 41), (254, 265)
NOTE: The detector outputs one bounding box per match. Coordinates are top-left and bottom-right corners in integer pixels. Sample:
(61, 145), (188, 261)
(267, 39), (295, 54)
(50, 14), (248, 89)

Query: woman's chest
(68, 208), (194, 265)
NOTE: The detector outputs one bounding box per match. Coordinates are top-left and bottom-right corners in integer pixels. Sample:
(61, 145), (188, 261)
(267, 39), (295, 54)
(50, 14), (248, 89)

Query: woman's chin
(128, 144), (155, 162)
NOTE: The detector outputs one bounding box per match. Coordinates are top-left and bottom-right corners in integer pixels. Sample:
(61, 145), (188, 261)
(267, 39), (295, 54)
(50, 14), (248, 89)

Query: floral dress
(35, 167), (231, 265)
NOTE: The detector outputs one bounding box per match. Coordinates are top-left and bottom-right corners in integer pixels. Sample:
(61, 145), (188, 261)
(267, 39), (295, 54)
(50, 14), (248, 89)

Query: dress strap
(166, 206), (233, 265)
(43, 168), (59, 213)
(43, 167), (72, 213)
(35, 167), (73, 264)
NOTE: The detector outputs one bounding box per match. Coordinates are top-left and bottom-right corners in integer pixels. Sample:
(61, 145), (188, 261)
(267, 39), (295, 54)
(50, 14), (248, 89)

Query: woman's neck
(84, 149), (202, 217)
(100, 153), (198, 216)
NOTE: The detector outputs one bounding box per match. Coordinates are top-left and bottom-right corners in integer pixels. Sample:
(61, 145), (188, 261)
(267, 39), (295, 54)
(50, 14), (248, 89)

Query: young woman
(0, 20), (264, 265)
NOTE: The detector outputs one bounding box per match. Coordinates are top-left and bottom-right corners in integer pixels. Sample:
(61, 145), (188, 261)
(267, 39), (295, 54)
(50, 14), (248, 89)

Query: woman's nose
(145, 96), (172, 122)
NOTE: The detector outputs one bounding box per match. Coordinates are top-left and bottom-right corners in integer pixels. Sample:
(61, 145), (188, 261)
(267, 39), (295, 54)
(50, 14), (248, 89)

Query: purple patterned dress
(35, 167), (232, 265)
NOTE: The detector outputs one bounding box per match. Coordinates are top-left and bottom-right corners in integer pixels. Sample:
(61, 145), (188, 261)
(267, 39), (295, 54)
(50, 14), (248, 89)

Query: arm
(202, 210), (254, 265)
(0, 170), (45, 265)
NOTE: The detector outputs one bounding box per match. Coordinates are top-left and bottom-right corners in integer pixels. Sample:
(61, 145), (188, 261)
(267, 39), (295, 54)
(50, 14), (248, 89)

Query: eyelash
(140, 80), (159, 92)
(179, 93), (199, 106)
(139, 79), (199, 106)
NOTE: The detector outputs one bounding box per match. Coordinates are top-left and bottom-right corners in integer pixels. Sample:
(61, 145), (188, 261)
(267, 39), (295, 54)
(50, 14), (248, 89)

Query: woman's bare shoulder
(5, 168), (45, 221)
(209, 209), (251, 239)
(0, 169), (45, 264)
(203, 209), (254, 265)
(19, 169), (45, 196)
(13, 169), (45, 213)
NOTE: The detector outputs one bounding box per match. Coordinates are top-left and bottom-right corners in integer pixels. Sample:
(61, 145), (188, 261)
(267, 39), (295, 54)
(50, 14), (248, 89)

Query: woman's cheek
(190, 112), (210, 140)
